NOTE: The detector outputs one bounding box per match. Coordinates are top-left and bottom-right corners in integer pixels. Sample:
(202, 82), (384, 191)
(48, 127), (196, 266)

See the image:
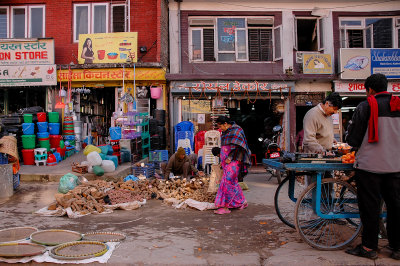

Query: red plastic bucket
(37, 112), (46, 122)
(56, 147), (66, 157)
(22, 149), (35, 165)
(50, 135), (61, 149)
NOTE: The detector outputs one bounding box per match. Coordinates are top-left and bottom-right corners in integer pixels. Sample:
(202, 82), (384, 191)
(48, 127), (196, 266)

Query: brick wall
(2, 0), (164, 65)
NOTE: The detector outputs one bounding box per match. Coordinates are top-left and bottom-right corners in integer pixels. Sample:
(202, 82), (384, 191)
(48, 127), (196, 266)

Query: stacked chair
(174, 121), (194, 155)
(202, 130), (221, 174)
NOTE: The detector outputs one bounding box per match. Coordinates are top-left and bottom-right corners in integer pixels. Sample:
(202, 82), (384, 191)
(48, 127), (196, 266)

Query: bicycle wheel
(294, 178), (362, 250)
(274, 175), (307, 228)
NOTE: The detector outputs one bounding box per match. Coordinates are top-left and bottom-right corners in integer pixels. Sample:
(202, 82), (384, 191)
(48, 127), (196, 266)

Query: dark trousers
(355, 169), (400, 250)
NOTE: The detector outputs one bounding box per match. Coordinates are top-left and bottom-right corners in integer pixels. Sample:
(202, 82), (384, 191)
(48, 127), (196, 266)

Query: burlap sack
(208, 164), (223, 193)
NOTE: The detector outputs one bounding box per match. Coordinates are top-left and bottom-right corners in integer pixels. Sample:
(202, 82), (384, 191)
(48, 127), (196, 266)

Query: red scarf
(367, 91), (400, 143)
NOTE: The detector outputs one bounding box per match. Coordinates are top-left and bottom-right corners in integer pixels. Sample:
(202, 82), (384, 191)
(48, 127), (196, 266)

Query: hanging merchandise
(55, 66), (66, 109)
(120, 87), (134, 103)
(136, 86), (148, 98)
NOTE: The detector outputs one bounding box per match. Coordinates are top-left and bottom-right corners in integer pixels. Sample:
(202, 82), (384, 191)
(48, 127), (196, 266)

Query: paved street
(0, 171), (398, 265)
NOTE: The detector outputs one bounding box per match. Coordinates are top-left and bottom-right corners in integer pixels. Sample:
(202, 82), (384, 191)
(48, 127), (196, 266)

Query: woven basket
(0, 242), (46, 257)
(30, 229), (82, 246)
(0, 227), (38, 244)
(50, 241), (107, 259)
(83, 232), (126, 242)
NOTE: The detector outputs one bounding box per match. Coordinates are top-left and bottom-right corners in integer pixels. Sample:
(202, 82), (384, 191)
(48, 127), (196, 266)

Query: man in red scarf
(346, 73), (400, 260)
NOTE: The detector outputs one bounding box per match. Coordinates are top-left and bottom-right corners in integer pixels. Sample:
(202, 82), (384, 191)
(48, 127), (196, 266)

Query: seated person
(161, 147), (204, 179)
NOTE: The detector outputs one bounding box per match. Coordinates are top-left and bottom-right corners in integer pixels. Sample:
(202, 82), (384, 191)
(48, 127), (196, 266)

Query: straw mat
(0, 227), (38, 244)
(0, 243), (46, 257)
(83, 232), (126, 242)
(30, 230), (82, 246)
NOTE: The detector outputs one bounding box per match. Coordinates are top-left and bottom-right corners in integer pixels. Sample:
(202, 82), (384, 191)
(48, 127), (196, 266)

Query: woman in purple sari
(214, 116), (251, 214)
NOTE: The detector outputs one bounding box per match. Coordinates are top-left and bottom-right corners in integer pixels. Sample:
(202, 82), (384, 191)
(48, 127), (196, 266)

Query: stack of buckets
(37, 112), (50, 152)
(48, 112), (62, 152)
(21, 114), (36, 165)
(63, 116), (75, 155)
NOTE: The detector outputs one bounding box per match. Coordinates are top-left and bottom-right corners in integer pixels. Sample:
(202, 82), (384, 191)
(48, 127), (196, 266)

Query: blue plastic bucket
(109, 127), (122, 140)
(49, 123), (60, 135)
(22, 123), (34, 135)
(37, 122), (48, 133)
(37, 132), (49, 139)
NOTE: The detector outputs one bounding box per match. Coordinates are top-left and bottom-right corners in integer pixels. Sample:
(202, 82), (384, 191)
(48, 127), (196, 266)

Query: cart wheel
(274, 175), (307, 228)
(294, 178), (362, 250)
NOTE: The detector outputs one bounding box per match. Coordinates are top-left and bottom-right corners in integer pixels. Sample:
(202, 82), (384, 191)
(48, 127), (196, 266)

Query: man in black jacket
(345, 73), (400, 260)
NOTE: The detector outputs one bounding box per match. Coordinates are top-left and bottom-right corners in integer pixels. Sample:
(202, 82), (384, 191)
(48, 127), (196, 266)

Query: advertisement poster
(0, 39), (55, 66)
(340, 48), (371, 79)
(303, 54), (333, 74)
(0, 65), (57, 86)
(340, 48), (400, 79)
(197, 114), (205, 124)
(335, 81), (400, 93)
(371, 49), (400, 79)
(78, 32), (138, 64)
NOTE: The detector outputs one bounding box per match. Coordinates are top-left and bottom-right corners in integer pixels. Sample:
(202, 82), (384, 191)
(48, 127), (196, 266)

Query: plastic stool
(34, 148), (47, 156)
(35, 160), (47, 166)
(251, 154), (257, 166)
(34, 154), (48, 161)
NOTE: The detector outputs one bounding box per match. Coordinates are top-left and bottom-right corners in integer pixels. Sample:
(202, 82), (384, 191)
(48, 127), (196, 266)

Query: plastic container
(22, 149), (35, 165)
(48, 123), (60, 135)
(38, 138), (50, 151)
(37, 132), (49, 139)
(37, 112), (46, 122)
(48, 112), (59, 123)
(132, 163), (155, 178)
(13, 173), (20, 189)
(50, 135), (61, 149)
(149, 150), (169, 162)
(22, 123), (34, 135)
(23, 114), (33, 123)
(37, 122), (48, 133)
(22, 135), (36, 149)
(150, 86), (162, 99)
(73, 121), (82, 134)
(109, 127), (122, 140)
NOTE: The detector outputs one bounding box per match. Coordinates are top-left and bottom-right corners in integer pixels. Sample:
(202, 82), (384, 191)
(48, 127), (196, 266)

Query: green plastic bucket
(38, 138), (50, 151)
(23, 114), (33, 123)
(48, 112), (59, 123)
(22, 135), (36, 149)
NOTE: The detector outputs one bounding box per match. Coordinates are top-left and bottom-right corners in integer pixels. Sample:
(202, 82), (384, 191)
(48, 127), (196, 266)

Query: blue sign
(371, 49), (400, 79)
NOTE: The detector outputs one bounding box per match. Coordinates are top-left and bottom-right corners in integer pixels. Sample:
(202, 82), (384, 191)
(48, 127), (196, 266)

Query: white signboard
(0, 39), (55, 65)
(334, 81), (400, 94)
(0, 65), (57, 86)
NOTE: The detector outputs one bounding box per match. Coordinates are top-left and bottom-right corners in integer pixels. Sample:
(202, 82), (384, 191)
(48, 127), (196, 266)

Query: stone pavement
(0, 170), (398, 265)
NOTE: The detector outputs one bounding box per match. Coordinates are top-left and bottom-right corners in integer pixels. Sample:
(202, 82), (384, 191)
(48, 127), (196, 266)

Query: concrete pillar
(0, 164), (13, 198)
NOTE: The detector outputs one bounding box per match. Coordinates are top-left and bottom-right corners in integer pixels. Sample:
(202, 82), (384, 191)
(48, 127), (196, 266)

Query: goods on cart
(341, 151), (355, 164)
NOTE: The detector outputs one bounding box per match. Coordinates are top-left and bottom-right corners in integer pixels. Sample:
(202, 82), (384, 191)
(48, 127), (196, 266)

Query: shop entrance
(228, 99), (283, 163)
(6, 87), (46, 114)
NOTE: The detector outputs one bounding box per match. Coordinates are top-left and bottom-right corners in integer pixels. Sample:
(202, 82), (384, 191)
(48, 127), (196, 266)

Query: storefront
(0, 38), (56, 115)
(57, 67), (166, 146)
(169, 80), (295, 161)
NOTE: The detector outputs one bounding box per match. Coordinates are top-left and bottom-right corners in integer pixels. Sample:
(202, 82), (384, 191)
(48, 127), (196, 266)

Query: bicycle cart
(263, 158), (363, 250)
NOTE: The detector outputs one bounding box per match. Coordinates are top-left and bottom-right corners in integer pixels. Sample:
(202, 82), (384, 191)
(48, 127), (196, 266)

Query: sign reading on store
(335, 81), (400, 93)
(0, 39), (55, 66)
(171, 81), (295, 93)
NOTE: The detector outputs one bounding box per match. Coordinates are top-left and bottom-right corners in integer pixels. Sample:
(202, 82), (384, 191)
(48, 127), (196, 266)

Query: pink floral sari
(214, 145), (246, 209)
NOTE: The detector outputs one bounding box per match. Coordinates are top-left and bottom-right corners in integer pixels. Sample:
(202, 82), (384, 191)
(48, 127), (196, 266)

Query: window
(0, 7), (8, 38)
(340, 17), (397, 48)
(294, 17), (324, 51)
(189, 17), (281, 62)
(74, 3), (127, 42)
(111, 4), (126, 32)
(6, 6), (45, 38)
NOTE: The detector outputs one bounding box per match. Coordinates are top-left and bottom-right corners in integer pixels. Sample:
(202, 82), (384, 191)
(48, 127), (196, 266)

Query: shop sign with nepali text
(0, 65), (57, 86)
(57, 68), (165, 82)
(302, 54), (333, 74)
(0, 39), (55, 66)
(78, 32), (138, 64)
(171, 81), (295, 93)
(334, 81), (400, 93)
(340, 48), (400, 79)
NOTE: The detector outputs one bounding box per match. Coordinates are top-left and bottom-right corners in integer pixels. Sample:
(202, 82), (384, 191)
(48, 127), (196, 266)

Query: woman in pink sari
(214, 116), (250, 214)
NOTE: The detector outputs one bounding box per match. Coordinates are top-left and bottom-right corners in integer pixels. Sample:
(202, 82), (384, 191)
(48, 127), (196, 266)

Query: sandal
(239, 202), (248, 210)
(214, 208), (231, 215)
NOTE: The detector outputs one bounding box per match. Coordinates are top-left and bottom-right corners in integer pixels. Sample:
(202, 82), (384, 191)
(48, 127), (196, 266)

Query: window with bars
(189, 17), (281, 62)
(340, 17), (399, 48)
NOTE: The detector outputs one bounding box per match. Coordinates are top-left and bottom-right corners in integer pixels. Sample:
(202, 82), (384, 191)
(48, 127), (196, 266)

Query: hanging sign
(0, 64), (57, 86)
(303, 54), (333, 74)
(0, 39), (55, 65)
(334, 81), (400, 93)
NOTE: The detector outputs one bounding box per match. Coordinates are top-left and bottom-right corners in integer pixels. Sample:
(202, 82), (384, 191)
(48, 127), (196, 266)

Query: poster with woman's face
(78, 32), (138, 64)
